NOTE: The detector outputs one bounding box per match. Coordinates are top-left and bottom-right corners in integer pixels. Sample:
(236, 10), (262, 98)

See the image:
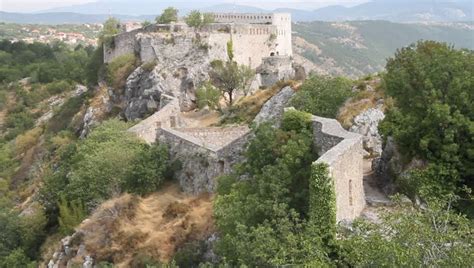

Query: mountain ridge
(14, 0), (473, 23)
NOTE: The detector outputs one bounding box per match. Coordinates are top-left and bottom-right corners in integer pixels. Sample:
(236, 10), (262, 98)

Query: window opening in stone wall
(349, 180), (353, 206)
(218, 160), (225, 174)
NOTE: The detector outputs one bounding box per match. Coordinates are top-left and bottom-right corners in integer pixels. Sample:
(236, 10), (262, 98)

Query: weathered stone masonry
(158, 126), (251, 194)
(311, 115), (366, 222)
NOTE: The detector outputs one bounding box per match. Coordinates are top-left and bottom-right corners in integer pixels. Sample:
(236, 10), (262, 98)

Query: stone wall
(258, 56), (295, 87)
(158, 126), (251, 193)
(104, 13), (292, 69)
(312, 115), (366, 222)
(128, 98), (181, 144)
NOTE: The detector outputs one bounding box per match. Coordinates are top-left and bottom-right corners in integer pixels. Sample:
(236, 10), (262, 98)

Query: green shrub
(45, 80), (74, 95)
(57, 196), (87, 235)
(123, 144), (169, 195)
(290, 75), (353, 118)
(281, 109), (312, 133)
(106, 53), (138, 90)
(173, 240), (208, 267)
(214, 122), (322, 265)
(141, 60), (157, 72)
(196, 81), (221, 110)
(0, 248), (35, 268)
(4, 106), (35, 140)
(47, 95), (84, 134)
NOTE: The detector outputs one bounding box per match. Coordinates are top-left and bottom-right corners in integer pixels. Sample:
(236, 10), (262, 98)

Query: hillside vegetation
(294, 21), (474, 77)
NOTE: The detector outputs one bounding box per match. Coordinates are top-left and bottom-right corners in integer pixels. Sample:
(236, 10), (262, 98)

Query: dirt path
(362, 158), (393, 222)
(363, 159), (392, 207)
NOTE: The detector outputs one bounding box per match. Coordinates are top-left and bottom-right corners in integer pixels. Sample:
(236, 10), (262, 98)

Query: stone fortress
(105, 12), (366, 222)
(104, 12), (293, 69)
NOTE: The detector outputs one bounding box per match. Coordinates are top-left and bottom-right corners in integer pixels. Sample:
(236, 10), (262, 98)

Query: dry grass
(219, 80), (299, 125)
(337, 79), (386, 129)
(66, 183), (215, 267)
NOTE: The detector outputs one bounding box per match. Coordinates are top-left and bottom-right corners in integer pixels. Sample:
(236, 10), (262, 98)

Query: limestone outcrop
(122, 31), (212, 120)
(253, 86), (295, 127)
(349, 108), (385, 156)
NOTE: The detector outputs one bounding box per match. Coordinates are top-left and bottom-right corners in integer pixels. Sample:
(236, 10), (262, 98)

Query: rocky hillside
(293, 20), (474, 77)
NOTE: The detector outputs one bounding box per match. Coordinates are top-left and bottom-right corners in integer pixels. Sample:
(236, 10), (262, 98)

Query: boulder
(349, 108), (385, 156)
(253, 86), (295, 127)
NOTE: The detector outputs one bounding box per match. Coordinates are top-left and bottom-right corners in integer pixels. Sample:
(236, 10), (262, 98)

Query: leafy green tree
(186, 10), (202, 28)
(339, 197), (474, 267)
(214, 112), (327, 265)
(186, 10), (214, 28)
(123, 144), (169, 195)
(290, 75), (353, 118)
(0, 248), (35, 268)
(156, 7), (178, 24)
(379, 41), (474, 193)
(99, 17), (121, 45)
(142, 20), (152, 27)
(209, 59), (254, 106)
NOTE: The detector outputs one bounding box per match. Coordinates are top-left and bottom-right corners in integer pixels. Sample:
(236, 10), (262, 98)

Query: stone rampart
(312, 115), (366, 222)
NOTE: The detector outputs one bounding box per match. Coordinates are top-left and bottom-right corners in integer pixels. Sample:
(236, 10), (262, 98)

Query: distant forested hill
(293, 21), (474, 78)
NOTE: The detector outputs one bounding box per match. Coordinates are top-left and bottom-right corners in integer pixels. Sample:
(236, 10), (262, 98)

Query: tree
(339, 197), (474, 267)
(156, 7), (178, 24)
(99, 17), (121, 46)
(123, 144), (169, 195)
(379, 41), (474, 192)
(185, 10), (215, 28)
(209, 41), (254, 106)
(290, 75), (353, 118)
(213, 112), (327, 266)
(185, 10), (202, 28)
(142, 20), (152, 27)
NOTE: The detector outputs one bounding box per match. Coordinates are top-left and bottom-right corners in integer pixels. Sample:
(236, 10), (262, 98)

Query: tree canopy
(156, 7), (178, 24)
(379, 41), (474, 196)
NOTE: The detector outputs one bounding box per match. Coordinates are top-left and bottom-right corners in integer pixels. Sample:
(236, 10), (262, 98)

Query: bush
(141, 60), (157, 72)
(45, 80), (74, 95)
(0, 248), (35, 268)
(106, 53), (138, 90)
(4, 107), (35, 140)
(214, 120), (322, 265)
(123, 144), (169, 195)
(281, 109), (312, 133)
(14, 127), (43, 155)
(57, 196), (87, 235)
(290, 75), (353, 118)
(47, 95), (84, 134)
(196, 81), (221, 110)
